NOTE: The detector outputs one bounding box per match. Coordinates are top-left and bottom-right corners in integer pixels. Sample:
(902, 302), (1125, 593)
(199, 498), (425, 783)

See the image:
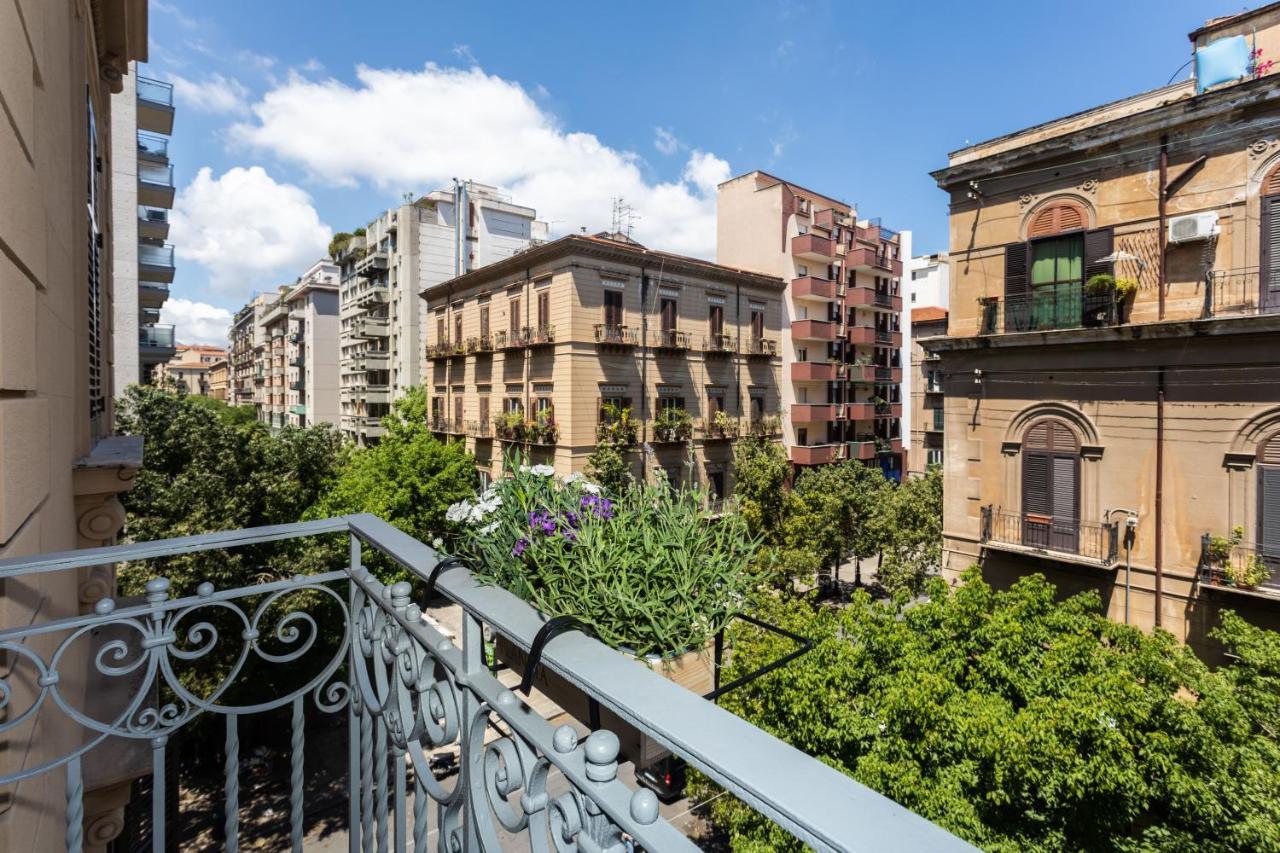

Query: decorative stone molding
(1224, 451), (1256, 470)
(76, 495), (127, 545)
(1248, 137), (1280, 159)
(1076, 178), (1098, 196)
(85, 806), (126, 852)
(1000, 440), (1021, 456)
(1080, 444), (1105, 461)
(1018, 193), (1035, 208)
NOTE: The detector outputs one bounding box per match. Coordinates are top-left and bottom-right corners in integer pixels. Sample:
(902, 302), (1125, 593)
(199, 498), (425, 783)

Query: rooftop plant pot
(495, 635), (713, 767)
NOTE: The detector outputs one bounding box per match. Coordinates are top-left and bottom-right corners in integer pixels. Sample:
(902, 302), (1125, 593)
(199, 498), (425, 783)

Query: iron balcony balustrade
(980, 505), (1121, 567)
(593, 324), (640, 346)
(649, 328), (691, 350)
(494, 329), (531, 350)
(1197, 534), (1280, 597)
(465, 419), (494, 438)
(525, 324), (556, 347)
(1203, 268), (1280, 318)
(746, 337), (778, 357)
(467, 335), (494, 354)
(874, 328), (904, 347)
(978, 282), (1121, 335)
(136, 76), (174, 135)
(0, 516), (970, 852)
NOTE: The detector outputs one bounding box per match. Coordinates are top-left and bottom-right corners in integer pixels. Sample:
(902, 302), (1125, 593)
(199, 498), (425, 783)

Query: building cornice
(922, 313), (1280, 353)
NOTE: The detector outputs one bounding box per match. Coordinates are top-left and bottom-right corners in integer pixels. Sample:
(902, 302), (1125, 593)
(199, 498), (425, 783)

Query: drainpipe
(1154, 367), (1165, 628)
(1158, 136), (1168, 322)
(639, 263), (650, 480)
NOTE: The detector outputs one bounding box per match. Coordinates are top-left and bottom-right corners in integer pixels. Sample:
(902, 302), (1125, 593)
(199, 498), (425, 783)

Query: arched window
(1022, 419), (1080, 554)
(1258, 432), (1280, 566)
(1260, 165), (1280, 311)
(1027, 200), (1088, 238)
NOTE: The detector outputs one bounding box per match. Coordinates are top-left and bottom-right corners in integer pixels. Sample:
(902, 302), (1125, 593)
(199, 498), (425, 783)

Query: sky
(150, 0), (1225, 344)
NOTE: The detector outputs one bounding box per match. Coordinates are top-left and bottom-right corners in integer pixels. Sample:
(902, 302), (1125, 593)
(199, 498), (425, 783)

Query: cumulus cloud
(170, 166), (331, 297)
(231, 65), (731, 258)
(168, 72), (250, 114)
(162, 298), (233, 346)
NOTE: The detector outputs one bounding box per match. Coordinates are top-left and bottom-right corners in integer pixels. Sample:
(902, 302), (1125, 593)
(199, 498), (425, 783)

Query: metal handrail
(980, 505), (1119, 565)
(0, 515), (972, 851)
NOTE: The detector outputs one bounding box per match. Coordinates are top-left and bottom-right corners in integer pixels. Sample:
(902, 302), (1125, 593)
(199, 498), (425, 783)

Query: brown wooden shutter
(1052, 455), (1078, 521)
(1083, 227), (1115, 282)
(751, 309), (764, 339)
(1265, 163), (1280, 196)
(709, 304), (723, 335)
(1028, 201), (1086, 238)
(480, 305), (489, 338)
(1004, 243), (1029, 298)
(1022, 453), (1052, 516)
(1260, 466), (1280, 560)
(510, 297), (520, 334)
(538, 290), (549, 327)
(661, 298), (676, 331)
(1261, 433), (1280, 465)
(454, 314), (463, 344)
(1262, 195), (1280, 307)
(479, 396), (489, 425)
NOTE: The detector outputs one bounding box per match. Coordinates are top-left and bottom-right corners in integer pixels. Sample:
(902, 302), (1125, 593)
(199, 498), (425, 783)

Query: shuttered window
(1027, 201), (1086, 238)
(1261, 194), (1280, 310)
(1022, 419), (1080, 522)
(480, 305), (490, 339)
(709, 303), (724, 336)
(1260, 465), (1280, 562)
(1004, 243), (1029, 298)
(603, 290), (623, 327)
(660, 298), (677, 332)
(750, 308), (765, 340)
(509, 297), (521, 335)
(537, 290), (550, 328)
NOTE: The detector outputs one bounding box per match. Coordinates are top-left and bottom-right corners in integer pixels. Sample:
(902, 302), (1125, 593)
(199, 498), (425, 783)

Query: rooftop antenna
(611, 196), (640, 239)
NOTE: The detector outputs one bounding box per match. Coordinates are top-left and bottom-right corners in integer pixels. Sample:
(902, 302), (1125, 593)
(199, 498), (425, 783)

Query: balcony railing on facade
(354, 350), (390, 371)
(746, 337), (778, 358)
(138, 243), (176, 283)
(136, 131), (169, 161)
(791, 361), (842, 382)
(747, 413), (783, 436)
(792, 233), (836, 261)
(874, 328), (903, 347)
(354, 250), (389, 278)
(138, 205), (169, 241)
(791, 443), (846, 465)
(136, 75), (174, 135)
(138, 323), (175, 349)
(978, 282), (1122, 336)
(352, 318), (390, 339)
(594, 324), (640, 346)
(980, 505), (1120, 567)
(846, 326), (877, 346)
(526, 324), (556, 347)
(846, 247), (903, 276)
(650, 329), (691, 350)
(431, 416), (465, 434)
(138, 281), (169, 309)
(467, 334), (494, 354)
(494, 329), (530, 350)
(792, 276), (839, 302)
(1202, 268), (1280, 319)
(1197, 535), (1280, 597)
(697, 416), (741, 440)
(0, 516), (971, 852)
(464, 419), (494, 438)
(704, 333), (736, 355)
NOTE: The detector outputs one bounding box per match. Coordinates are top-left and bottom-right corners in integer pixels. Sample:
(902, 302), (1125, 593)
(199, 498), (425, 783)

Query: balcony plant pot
(494, 635), (713, 767)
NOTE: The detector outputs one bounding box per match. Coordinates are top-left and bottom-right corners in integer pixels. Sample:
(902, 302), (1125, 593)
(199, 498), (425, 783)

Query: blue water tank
(1196, 35), (1250, 93)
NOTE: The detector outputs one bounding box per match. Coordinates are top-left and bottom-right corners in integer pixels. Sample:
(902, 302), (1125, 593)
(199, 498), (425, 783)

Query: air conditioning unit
(1168, 212), (1219, 243)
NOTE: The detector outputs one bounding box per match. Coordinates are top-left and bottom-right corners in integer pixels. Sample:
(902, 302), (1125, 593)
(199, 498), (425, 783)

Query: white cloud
(162, 298), (233, 346)
(452, 44), (478, 66)
(231, 65), (730, 258)
(152, 0), (198, 29)
(682, 151), (730, 194)
(168, 72), (250, 114)
(170, 166), (331, 297)
(654, 126), (679, 155)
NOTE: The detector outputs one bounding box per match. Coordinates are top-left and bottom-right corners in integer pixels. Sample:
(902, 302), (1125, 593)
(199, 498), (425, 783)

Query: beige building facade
(0, 0), (150, 848)
(928, 3), (1280, 655)
(284, 260), (341, 428)
(422, 233), (785, 494)
(208, 358), (229, 401)
(154, 344), (228, 396)
(716, 171), (908, 479)
(228, 293), (269, 409)
(908, 307), (947, 477)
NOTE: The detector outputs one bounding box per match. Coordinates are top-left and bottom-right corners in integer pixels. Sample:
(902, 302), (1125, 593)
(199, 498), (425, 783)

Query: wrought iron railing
(0, 516), (968, 851)
(979, 282), (1119, 335)
(980, 505), (1119, 566)
(1197, 534), (1280, 594)
(1201, 269), (1280, 318)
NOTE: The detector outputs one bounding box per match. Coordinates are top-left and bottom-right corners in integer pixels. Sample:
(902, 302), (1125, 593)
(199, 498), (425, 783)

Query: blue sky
(150, 0), (1223, 343)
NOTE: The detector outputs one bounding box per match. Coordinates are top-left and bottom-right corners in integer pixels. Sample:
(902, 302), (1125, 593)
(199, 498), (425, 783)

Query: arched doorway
(1022, 418), (1080, 554)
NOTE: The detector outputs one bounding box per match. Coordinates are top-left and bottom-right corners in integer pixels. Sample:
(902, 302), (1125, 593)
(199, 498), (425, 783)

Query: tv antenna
(611, 197), (640, 238)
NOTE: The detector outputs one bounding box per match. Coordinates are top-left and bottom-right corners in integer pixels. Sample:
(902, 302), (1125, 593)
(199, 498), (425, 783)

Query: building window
(750, 307), (765, 341)
(1027, 200), (1086, 238)
(505, 397), (523, 414)
(537, 290), (550, 330)
(480, 305), (490, 340)
(1021, 418), (1080, 553)
(660, 297), (677, 332)
(599, 396), (630, 420)
(657, 394), (684, 411)
(454, 313), (463, 346)
(603, 289), (623, 329)
(926, 448), (943, 467)
(437, 316), (446, 345)
(1259, 432), (1280, 566)
(479, 396), (490, 427)
(509, 297), (521, 335)
(709, 470), (726, 499)
(707, 390), (725, 415)
(709, 303), (724, 337)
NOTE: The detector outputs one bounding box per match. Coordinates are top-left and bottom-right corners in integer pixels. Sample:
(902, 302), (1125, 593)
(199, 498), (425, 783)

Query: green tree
(875, 466), (943, 597)
(784, 461), (889, 583)
(327, 230), (353, 259)
(186, 393), (257, 427)
(697, 571), (1280, 852)
(586, 441), (631, 496)
(309, 388), (476, 544)
(731, 435), (789, 541)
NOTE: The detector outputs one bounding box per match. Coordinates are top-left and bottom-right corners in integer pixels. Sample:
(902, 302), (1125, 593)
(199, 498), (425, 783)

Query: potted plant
(531, 409), (558, 445)
(448, 457), (758, 762)
(497, 410), (526, 441)
(712, 409), (738, 439)
(596, 403), (637, 445)
(1227, 553), (1272, 589)
(1114, 278), (1137, 323)
(653, 406), (692, 442)
(1085, 274), (1117, 326)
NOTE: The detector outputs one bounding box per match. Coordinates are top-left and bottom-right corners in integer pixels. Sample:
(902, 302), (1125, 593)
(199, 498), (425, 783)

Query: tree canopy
(697, 570), (1280, 852)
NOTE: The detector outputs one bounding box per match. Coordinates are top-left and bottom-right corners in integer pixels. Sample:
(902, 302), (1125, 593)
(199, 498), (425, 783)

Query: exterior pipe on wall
(1155, 367), (1165, 628)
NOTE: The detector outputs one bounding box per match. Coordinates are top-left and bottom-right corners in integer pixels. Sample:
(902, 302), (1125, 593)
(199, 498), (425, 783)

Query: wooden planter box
(495, 635), (713, 767)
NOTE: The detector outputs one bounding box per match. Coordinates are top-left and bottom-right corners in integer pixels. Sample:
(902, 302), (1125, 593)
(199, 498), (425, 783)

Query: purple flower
(563, 510), (580, 529)
(562, 529), (577, 542)
(579, 494), (613, 520)
(512, 538), (529, 557)
(528, 509), (558, 536)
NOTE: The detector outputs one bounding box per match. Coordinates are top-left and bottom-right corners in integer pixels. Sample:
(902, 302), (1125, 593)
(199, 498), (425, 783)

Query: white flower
(530, 464), (556, 477)
(431, 537), (444, 549)
(445, 501), (472, 523)
(478, 521), (499, 535)
(580, 482), (601, 494)
(467, 504), (487, 525)
(519, 464), (531, 473)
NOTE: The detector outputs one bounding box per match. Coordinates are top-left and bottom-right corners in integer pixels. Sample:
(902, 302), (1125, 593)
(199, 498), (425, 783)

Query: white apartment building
(284, 260), (341, 428)
(111, 66), (177, 388)
(717, 171), (911, 481)
(907, 252), (950, 310)
(339, 181), (547, 445)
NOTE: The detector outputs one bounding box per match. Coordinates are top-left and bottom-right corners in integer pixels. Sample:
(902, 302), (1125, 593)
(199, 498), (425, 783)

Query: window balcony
(0, 516), (968, 852)
(352, 383), (391, 405)
(847, 439), (877, 460)
(465, 419), (494, 438)
(354, 350), (390, 371)
(138, 280), (169, 309)
(704, 333), (736, 355)
(138, 323), (175, 351)
(426, 341), (453, 359)
(138, 243), (176, 283)
(978, 283), (1120, 335)
(467, 335), (494, 354)
(289, 355), (304, 367)
(846, 326), (876, 346)
(354, 250), (389, 278)
(526, 324), (556, 347)
(353, 283), (389, 308)
(876, 437), (904, 456)
(791, 276), (838, 302)
(874, 328), (903, 347)
(844, 286), (903, 312)
(844, 403), (876, 420)
(791, 233), (835, 261)
(594, 323), (640, 347)
(791, 403), (838, 422)
(875, 403), (903, 419)
(138, 205), (170, 241)
(746, 337), (778, 357)
(353, 318), (390, 339)
(846, 247), (903, 276)
(873, 290), (904, 312)
(1198, 535), (1280, 598)
(791, 361), (839, 382)
(136, 131), (168, 162)
(650, 329), (691, 350)
(791, 443), (844, 465)
(980, 505), (1121, 567)
(813, 207), (846, 230)
(791, 319), (838, 342)
(136, 76), (174, 135)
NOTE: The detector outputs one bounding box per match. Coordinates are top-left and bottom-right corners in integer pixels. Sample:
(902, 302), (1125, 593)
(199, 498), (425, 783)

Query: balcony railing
(138, 243), (176, 281)
(136, 132), (169, 160)
(138, 323), (175, 348)
(1203, 269), (1280, 318)
(704, 333), (736, 354)
(978, 282), (1121, 335)
(1198, 534), (1280, 595)
(136, 76), (174, 107)
(650, 329), (691, 350)
(594, 324), (640, 346)
(980, 505), (1120, 566)
(746, 337), (777, 357)
(0, 516), (968, 851)
(495, 329), (529, 350)
(526, 324), (556, 346)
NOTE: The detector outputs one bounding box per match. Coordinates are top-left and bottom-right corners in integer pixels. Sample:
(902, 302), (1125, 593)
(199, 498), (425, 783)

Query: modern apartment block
(927, 2), (1280, 654)
(229, 293), (270, 409)
(0, 0), (149, 847)
(907, 252), (950, 310)
(154, 344), (228, 395)
(717, 171), (909, 479)
(339, 182), (546, 445)
(908, 307), (947, 477)
(111, 65), (177, 388)
(284, 260), (341, 427)
(421, 233), (785, 494)
(257, 286), (291, 429)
